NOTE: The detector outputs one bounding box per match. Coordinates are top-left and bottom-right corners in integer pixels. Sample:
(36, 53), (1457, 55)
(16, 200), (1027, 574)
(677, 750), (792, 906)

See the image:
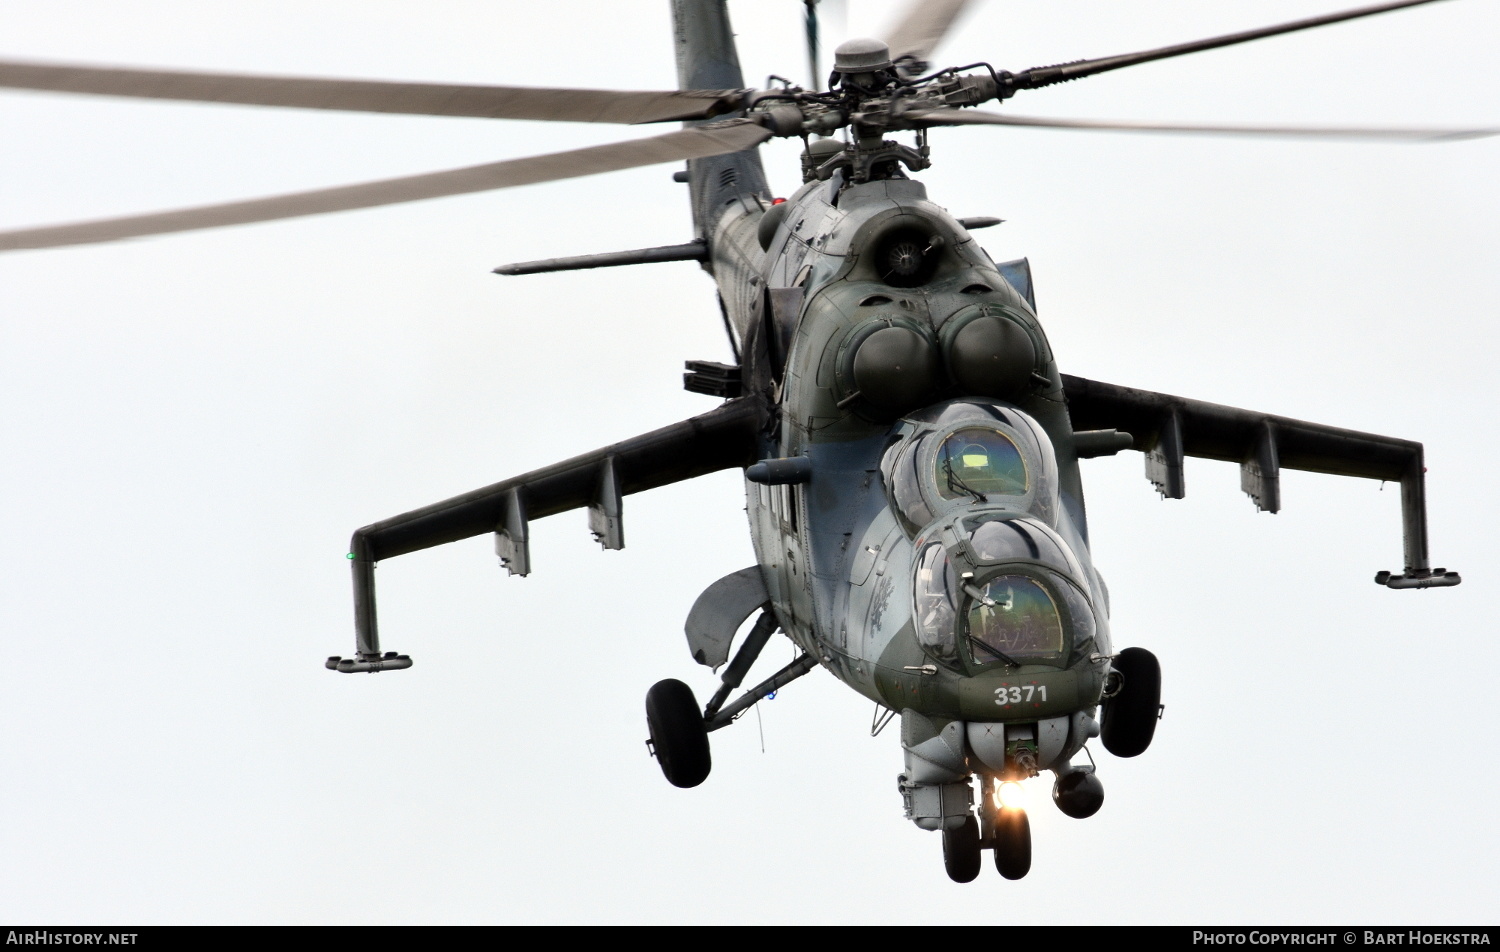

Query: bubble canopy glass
(912, 515), (1097, 669)
(936, 427), (1027, 499)
(881, 401), (1058, 539)
(967, 575), (1064, 664)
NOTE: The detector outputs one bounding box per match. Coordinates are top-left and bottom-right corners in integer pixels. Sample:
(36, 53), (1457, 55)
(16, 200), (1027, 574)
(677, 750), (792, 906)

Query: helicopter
(0, 0), (1487, 897)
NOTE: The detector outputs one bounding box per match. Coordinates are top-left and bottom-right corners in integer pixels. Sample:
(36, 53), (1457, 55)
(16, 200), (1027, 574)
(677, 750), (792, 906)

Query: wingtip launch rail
(327, 395), (766, 673)
(1060, 374), (1461, 590)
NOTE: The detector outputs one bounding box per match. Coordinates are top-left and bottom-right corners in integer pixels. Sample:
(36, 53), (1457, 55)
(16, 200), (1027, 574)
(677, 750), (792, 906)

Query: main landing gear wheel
(645, 679), (711, 788)
(942, 815), (982, 884)
(1101, 646), (1162, 758)
(993, 807), (1032, 880)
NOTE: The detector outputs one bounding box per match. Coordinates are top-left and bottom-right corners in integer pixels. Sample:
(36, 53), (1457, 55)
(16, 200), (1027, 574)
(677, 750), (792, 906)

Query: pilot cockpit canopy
(881, 399), (1059, 537)
(937, 427), (1027, 499)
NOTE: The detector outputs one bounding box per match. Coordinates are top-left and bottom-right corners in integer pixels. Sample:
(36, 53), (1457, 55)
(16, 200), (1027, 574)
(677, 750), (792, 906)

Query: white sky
(0, 0), (1495, 925)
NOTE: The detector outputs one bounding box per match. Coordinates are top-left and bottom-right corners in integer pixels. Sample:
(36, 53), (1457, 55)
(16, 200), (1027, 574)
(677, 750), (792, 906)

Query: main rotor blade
(805, 0), (823, 90)
(881, 0), (977, 72)
(0, 120), (771, 252)
(909, 107), (1500, 141)
(0, 59), (743, 124)
(1009, 0), (1450, 92)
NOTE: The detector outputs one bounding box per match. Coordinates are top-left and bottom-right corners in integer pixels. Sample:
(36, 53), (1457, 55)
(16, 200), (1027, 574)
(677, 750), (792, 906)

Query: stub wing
(328, 396), (765, 672)
(1061, 374), (1459, 589)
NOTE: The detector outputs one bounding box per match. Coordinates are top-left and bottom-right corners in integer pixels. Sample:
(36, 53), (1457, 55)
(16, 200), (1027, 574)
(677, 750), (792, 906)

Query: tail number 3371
(995, 684), (1047, 705)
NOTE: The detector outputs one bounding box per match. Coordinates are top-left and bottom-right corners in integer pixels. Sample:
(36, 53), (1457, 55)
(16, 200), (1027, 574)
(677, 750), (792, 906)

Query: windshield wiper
(942, 452), (987, 504)
(967, 633), (1020, 668)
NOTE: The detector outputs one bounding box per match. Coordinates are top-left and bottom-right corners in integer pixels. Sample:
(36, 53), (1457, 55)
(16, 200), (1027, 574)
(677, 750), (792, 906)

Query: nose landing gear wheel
(993, 807), (1031, 880)
(645, 678), (711, 788)
(942, 815), (982, 883)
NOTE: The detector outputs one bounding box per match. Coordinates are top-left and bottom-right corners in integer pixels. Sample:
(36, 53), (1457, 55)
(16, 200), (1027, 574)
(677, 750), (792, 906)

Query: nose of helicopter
(954, 662), (1107, 722)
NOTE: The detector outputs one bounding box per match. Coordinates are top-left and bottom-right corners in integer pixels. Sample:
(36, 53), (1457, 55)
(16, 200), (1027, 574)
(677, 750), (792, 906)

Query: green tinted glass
(936, 427), (1027, 499)
(967, 575), (1063, 663)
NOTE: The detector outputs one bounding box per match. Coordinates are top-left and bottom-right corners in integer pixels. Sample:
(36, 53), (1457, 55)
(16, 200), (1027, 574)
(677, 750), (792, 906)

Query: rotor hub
(833, 38), (893, 74)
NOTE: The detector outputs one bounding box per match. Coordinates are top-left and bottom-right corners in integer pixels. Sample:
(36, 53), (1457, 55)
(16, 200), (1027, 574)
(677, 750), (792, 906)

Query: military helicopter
(0, 0), (1481, 886)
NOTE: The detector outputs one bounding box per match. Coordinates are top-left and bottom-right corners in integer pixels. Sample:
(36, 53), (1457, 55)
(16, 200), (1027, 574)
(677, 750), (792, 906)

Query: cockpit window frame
(963, 572), (1066, 667)
(962, 511), (1090, 583)
(957, 563), (1091, 672)
(909, 513), (1099, 674)
(881, 400), (1060, 541)
(935, 426), (1029, 502)
(885, 433), (935, 537)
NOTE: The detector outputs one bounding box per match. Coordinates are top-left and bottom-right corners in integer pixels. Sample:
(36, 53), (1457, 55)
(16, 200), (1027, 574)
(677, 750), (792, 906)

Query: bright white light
(995, 780), (1027, 810)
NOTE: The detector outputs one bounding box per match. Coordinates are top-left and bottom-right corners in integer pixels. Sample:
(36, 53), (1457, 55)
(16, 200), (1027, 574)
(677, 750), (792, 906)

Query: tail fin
(672, 0), (770, 239)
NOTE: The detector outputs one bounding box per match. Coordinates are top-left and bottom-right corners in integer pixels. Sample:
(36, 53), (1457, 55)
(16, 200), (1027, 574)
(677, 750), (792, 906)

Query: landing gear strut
(646, 610), (816, 789)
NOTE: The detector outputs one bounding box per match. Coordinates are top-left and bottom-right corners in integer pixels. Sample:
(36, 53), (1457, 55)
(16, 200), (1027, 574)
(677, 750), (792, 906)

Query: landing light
(996, 780), (1027, 810)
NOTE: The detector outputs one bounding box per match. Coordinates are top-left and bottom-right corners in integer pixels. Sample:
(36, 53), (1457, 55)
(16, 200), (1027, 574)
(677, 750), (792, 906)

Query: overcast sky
(0, 0), (1495, 925)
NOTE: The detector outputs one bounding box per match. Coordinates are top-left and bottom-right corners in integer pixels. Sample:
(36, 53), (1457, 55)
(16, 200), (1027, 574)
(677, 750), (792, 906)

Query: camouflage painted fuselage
(704, 174), (1110, 762)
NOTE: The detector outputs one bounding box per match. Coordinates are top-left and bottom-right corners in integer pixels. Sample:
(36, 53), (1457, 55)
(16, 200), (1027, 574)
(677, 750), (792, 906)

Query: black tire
(645, 679), (711, 788)
(993, 807), (1032, 880)
(1100, 646), (1161, 758)
(942, 815), (982, 884)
